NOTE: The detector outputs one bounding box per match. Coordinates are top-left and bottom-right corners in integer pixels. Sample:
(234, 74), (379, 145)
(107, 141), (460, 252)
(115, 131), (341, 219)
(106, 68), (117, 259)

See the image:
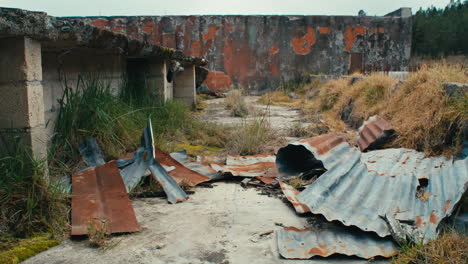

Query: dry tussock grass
(225, 89), (250, 117)
(391, 230), (468, 264)
(302, 63), (467, 156)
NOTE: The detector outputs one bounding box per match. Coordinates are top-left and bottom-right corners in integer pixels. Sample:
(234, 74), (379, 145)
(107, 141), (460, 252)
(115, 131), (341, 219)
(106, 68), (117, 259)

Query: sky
(0, 0), (452, 17)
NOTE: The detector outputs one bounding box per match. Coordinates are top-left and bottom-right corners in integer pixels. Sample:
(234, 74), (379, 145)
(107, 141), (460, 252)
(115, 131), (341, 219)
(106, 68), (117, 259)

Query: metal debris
(357, 116), (395, 152)
(155, 148), (210, 186)
(293, 137), (468, 241)
(71, 161), (140, 236)
(277, 226), (399, 259)
(278, 182), (310, 214)
(211, 153), (278, 177)
(79, 138), (105, 167)
(118, 120), (188, 203)
(170, 150), (222, 180)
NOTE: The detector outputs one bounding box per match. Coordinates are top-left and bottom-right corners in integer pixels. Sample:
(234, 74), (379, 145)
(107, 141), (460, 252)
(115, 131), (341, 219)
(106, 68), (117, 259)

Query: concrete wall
(147, 59), (173, 101)
(74, 10), (412, 93)
(41, 50), (126, 137)
(174, 64), (196, 107)
(0, 37), (46, 159)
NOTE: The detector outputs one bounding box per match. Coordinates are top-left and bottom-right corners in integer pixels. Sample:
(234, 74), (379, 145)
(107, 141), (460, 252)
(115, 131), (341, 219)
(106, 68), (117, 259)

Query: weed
(224, 90), (250, 117)
(87, 219), (111, 249)
(226, 116), (280, 155)
(391, 229), (468, 264)
(0, 138), (68, 237)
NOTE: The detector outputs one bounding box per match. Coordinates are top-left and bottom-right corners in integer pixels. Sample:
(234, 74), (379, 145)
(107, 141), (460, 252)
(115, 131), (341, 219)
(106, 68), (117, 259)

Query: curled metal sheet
(71, 161), (140, 236)
(279, 182), (310, 214)
(357, 116), (395, 152)
(79, 137), (105, 167)
(211, 153), (278, 177)
(149, 159), (189, 204)
(170, 151), (222, 180)
(277, 226), (398, 259)
(293, 136), (468, 241)
(155, 148), (210, 186)
(119, 147), (151, 192)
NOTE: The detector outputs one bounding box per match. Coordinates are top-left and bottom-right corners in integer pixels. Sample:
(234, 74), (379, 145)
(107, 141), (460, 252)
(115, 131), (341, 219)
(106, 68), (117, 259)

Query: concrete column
(174, 64), (196, 107)
(147, 59), (173, 101)
(0, 37), (47, 160)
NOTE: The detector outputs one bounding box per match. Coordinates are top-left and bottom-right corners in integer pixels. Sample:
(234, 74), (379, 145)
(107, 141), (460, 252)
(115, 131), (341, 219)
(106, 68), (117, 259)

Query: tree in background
(412, 0), (467, 57)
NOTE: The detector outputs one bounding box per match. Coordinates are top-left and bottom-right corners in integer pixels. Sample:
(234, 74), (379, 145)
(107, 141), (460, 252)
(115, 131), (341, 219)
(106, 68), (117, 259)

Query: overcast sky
(0, 0), (451, 16)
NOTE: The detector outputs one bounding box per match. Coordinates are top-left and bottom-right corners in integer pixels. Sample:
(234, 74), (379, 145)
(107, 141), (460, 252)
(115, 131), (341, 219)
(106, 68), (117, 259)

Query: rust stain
(90, 19), (109, 29)
(202, 26), (219, 41)
(291, 26), (316, 55)
(284, 227), (312, 232)
(444, 200), (451, 212)
(203, 71), (232, 91)
(378, 27), (385, 33)
(429, 211), (437, 224)
(191, 40), (201, 57)
(71, 161), (139, 236)
(155, 148), (210, 186)
(256, 176), (276, 184)
(300, 134), (346, 155)
(344, 26), (366, 51)
(318, 27), (330, 34)
(269, 43), (280, 56)
(415, 216), (426, 227)
(224, 22), (233, 33)
(141, 18), (155, 34)
(308, 244), (329, 256)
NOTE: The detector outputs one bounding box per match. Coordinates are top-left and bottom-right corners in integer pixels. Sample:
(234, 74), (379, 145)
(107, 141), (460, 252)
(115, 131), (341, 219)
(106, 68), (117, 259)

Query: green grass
(0, 138), (68, 237)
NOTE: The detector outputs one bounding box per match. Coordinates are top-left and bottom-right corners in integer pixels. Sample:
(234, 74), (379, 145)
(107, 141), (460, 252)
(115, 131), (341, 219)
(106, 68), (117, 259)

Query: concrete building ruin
(73, 8), (412, 93)
(0, 8), (207, 159)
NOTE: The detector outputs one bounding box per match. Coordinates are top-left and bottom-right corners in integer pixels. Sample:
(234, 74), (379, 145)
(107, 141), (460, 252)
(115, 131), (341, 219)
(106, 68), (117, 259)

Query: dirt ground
(25, 97), (387, 264)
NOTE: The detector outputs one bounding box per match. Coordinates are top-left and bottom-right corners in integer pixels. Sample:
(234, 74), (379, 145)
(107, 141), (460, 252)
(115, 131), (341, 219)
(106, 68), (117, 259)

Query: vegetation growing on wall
(412, 1), (468, 57)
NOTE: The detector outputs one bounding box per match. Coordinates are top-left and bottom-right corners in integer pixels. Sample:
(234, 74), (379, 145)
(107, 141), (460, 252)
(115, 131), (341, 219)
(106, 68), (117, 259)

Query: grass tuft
(224, 90), (250, 117)
(258, 91), (293, 105)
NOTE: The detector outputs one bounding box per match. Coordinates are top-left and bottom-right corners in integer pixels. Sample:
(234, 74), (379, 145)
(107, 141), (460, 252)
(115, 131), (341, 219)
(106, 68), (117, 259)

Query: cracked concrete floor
(26, 98), (387, 264)
(25, 182), (385, 264)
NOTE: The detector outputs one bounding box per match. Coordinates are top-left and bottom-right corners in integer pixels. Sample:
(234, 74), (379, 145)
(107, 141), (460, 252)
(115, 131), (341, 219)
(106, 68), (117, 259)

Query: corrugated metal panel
(357, 116), (395, 152)
(294, 138), (468, 241)
(279, 182), (310, 214)
(277, 226), (398, 259)
(79, 138), (105, 167)
(210, 153), (278, 177)
(256, 176), (276, 184)
(170, 151), (222, 180)
(118, 120), (188, 203)
(71, 161), (140, 236)
(155, 148), (210, 186)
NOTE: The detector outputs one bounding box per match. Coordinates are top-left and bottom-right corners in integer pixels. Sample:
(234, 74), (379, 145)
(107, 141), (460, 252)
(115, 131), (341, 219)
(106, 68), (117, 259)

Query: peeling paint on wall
(72, 11), (411, 92)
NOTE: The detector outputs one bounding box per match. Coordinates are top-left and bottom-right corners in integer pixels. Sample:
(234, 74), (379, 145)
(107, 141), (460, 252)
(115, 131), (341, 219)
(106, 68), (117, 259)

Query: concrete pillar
(174, 64), (196, 107)
(147, 59), (173, 101)
(0, 37), (47, 160)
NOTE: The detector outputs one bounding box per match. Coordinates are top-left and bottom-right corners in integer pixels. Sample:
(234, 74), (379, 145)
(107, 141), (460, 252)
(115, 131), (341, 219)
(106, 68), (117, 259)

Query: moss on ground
(0, 234), (59, 264)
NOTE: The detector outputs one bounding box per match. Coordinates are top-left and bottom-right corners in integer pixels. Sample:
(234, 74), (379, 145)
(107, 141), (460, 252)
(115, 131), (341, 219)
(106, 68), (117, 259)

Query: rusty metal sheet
(71, 161), (140, 236)
(170, 151), (222, 180)
(155, 148), (210, 186)
(226, 153), (276, 165)
(277, 226), (398, 259)
(292, 136), (468, 241)
(279, 182), (310, 214)
(79, 138), (105, 167)
(256, 176), (276, 184)
(357, 116), (395, 152)
(209, 153), (278, 177)
(118, 120), (188, 203)
(210, 162), (277, 177)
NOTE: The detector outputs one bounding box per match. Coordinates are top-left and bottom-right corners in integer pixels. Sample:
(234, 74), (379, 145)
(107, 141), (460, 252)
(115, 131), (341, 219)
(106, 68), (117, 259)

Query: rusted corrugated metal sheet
(279, 182), (310, 214)
(256, 176), (276, 184)
(277, 226), (398, 259)
(293, 137), (468, 241)
(79, 138), (105, 167)
(155, 148), (210, 186)
(211, 154), (278, 177)
(71, 161), (140, 236)
(170, 151), (222, 180)
(118, 120), (188, 203)
(357, 116), (395, 152)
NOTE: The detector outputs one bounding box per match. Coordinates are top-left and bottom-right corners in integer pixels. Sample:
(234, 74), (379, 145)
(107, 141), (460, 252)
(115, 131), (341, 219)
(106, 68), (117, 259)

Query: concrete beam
(0, 37), (47, 160)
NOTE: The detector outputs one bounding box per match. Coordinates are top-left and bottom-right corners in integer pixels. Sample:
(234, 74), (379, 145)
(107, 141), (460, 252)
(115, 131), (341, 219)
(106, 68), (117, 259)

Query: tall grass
(302, 63), (467, 156)
(0, 138), (67, 237)
(224, 89), (249, 117)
